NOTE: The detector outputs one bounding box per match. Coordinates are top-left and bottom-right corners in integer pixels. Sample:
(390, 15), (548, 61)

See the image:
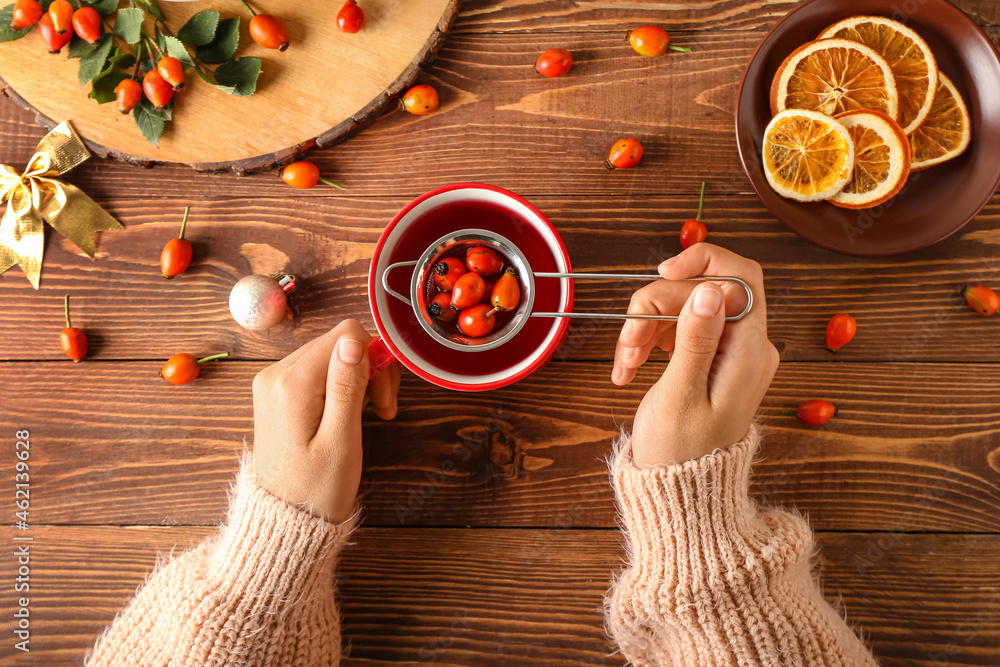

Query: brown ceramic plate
(736, 0), (1000, 257)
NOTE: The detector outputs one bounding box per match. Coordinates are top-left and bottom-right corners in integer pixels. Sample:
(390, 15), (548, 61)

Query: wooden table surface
(1, 1), (999, 664)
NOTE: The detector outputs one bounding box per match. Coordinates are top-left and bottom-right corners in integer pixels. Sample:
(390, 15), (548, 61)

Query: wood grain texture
(0, 195), (997, 363)
(0, 0), (459, 171)
(452, 0), (1000, 32)
(0, 526), (996, 666)
(2, 360), (997, 532)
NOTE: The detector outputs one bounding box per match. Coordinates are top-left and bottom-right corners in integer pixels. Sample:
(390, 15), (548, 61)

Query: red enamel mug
(367, 183), (574, 392)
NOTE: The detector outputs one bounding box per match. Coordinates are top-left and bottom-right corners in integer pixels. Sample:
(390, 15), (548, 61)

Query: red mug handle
(368, 336), (395, 380)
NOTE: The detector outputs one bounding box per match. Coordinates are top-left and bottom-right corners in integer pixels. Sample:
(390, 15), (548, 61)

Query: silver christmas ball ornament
(229, 274), (296, 331)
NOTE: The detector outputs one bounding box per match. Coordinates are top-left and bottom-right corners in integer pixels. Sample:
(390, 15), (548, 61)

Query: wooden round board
(0, 0), (459, 172)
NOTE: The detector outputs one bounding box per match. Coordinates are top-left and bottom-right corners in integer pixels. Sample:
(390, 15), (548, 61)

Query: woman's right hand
(612, 244), (779, 467)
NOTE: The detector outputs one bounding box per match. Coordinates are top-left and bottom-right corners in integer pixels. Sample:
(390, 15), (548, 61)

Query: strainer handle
(530, 275), (754, 322)
(381, 260), (418, 306)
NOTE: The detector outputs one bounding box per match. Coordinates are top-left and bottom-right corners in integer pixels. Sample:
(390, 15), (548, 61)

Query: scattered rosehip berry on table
(679, 181), (708, 249)
(626, 25), (691, 57)
(337, 0), (364, 33)
(535, 48), (573, 78)
(487, 267), (521, 315)
(400, 84), (439, 115)
(160, 352), (230, 385)
(280, 161), (343, 190)
(606, 137), (643, 170)
(143, 70), (174, 111)
(962, 285), (1000, 316)
(38, 12), (71, 53)
(47, 0), (73, 35)
(59, 295), (88, 362)
(160, 206), (193, 279)
(825, 313), (857, 352)
(427, 292), (458, 322)
(10, 0), (43, 31)
(433, 257), (465, 291)
(451, 272), (486, 309)
(780, 399), (837, 427)
(71, 6), (101, 45)
(248, 13), (288, 51)
(466, 246), (503, 277)
(158, 57), (185, 91)
(458, 303), (496, 338)
(115, 79), (142, 114)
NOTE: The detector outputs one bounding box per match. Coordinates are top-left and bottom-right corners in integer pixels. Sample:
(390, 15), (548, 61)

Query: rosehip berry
(47, 0), (73, 34)
(606, 137), (643, 170)
(280, 161), (343, 189)
(160, 207), (193, 279)
(10, 0), (43, 31)
(249, 14), (288, 51)
(401, 84), (439, 115)
(465, 246), (503, 277)
(794, 399), (837, 427)
(679, 181), (708, 249)
(71, 6), (101, 45)
(451, 272), (486, 310)
(158, 57), (185, 91)
(825, 313), (857, 352)
(488, 267), (521, 312)
(143, 70), (174, 111)
(626, 25), (691, 57)
(458, 303), (496, 338)
(433, 257), (465, 292)
(38, 12), (71, 53)
(679, 220), (707, 249)
(59, 295), (88, 362)
(160, 352), (229, 385)
(427, 291), (458, 322)
(535, 48), (573, 78)
(963, 285), (1000, 316)
(115, 79), (142, 114)
(337, 0), (364, 33)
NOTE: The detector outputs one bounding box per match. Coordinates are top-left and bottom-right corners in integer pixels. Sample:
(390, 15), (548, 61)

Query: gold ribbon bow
(0, 122), (123, 289)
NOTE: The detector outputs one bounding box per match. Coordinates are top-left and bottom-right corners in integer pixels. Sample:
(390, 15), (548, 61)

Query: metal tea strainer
(380, 229), (754, 352)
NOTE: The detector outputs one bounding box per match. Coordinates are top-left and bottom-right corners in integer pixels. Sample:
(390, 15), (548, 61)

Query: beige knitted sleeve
(86, 461), (355, 667)
(606, 426), (880, 667)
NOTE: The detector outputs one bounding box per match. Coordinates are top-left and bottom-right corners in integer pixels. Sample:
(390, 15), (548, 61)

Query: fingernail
(692, 286), (723, 317)
(338, 338), (364, 365)
(612, 364), (622, 382)
(661, 255), (679, 267)
(620, 320), (633, 339)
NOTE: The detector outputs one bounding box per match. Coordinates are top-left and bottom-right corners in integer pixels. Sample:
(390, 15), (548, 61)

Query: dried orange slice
(909, 73), (971, 170)
(771, 38), (899, 120)
(830, 110), (911, 209)
(762, 109), (855, 202)
(819, 16), (938, 135)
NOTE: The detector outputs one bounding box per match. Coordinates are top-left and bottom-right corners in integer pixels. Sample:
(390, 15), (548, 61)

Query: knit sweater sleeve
(86, 460), (355, 667)
(606, 426), (880, 667)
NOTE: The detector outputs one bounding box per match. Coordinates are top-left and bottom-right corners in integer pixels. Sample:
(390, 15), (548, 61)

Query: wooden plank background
(0, 0), (998, 664)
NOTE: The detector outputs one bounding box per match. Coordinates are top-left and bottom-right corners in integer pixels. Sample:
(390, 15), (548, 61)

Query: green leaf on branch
(114, 7), (144, 45)
(0, 4), (33, 43)
(133, 0), (163, 21)
(193, 65), (235, 95)
(88, 70), (129, 104)
(161, 33), (196, 69)
(196, 17), (238, 64)
(89, 0), (119, 16)
(67, 35), (99, 59)
(77, 34), (113, 85)
(214, 57), (261, 97)
(177, 10), (219, 46)
(134, 99), (166, 148)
